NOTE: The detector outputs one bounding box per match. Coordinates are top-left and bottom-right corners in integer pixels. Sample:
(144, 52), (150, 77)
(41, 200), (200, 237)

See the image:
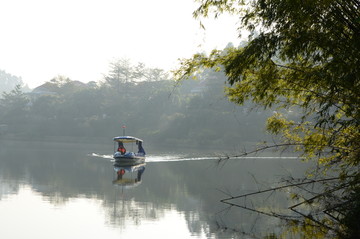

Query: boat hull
(113, 151), (145, 165)
(114, 157), (145, 165)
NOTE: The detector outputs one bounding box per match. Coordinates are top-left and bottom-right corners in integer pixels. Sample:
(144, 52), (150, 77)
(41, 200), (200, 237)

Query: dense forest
(0, 59), (278, 151)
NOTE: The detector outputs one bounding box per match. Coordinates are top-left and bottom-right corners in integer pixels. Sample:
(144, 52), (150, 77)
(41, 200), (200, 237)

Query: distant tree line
(0, 69), (29, 93)
(0, 59), (276, 151)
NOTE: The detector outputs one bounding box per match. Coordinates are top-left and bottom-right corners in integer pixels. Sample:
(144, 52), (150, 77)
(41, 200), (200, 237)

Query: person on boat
(117, 142), (126, 155)
(137, 141), (146, 155)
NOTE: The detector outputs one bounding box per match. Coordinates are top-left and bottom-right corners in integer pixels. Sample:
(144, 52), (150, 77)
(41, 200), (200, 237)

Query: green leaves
(177, 0), (360, 237)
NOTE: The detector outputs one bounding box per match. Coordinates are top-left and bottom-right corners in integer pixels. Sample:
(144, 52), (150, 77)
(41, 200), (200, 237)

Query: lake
(0, 139), (310, 238)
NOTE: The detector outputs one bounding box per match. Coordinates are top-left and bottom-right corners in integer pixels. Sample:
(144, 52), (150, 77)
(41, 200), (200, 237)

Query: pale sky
(0, 0), (241, 88)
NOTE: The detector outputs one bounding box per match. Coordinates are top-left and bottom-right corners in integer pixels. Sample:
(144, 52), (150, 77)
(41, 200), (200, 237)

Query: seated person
(137, 141), (146, 155)
(117, 142), (126, 155)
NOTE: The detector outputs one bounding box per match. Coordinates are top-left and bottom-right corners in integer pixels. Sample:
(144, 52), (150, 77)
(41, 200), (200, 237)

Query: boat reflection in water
(112, 162), (146, 189)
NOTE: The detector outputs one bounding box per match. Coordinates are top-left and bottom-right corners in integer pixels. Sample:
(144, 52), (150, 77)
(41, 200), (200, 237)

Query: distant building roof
(32, 82), (58, 94)
(31, 80), (91, 95)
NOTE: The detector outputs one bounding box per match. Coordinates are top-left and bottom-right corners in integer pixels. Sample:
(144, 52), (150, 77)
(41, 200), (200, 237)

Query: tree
(0, 70), (24, 93)
(30, 95), (61, 120)
(49, 75), (71, 88)
(104, 59), (171, 87)
(0, 84), (29, 130)
(104, 58), (134, 90)
(144, 67), (169, 82)
(176, 0), (360, 238)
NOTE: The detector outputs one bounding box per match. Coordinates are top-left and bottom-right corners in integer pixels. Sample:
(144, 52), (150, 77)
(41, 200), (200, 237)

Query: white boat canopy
(113, 136), (143, 143)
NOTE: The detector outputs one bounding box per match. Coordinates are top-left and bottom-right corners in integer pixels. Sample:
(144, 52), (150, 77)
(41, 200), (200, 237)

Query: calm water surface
(0, 139), (309, 238)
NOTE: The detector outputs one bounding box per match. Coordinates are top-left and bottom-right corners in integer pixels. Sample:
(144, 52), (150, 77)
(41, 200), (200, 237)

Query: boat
(113, 136), (146, 164)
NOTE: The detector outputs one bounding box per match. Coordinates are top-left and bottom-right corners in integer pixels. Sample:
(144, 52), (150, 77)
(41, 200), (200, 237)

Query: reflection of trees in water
(219, 176), (344, 237)
(214, 186), (294, 236)
(0, 181), (20, 200)
(99, 157), (310, 238)
(175, 158), (311, 237)
(103, 199), (168, 228)
(0, 140), (310, 238)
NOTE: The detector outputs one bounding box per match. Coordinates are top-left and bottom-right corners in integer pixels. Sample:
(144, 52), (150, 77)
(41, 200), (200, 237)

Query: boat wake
(145, 155), (219, 162)
(90, 153), (114, 159)
(90, 152), (299, 163)
(89, 153), (218, 162)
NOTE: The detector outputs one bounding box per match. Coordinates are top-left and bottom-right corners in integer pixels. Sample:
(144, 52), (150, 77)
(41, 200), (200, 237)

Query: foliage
(0, 84), (29, 128)
(104, 58), (170, 89)
(0, 61), (271, 151)
(175, 0), (360, 238)
(0, 70), (25, 93)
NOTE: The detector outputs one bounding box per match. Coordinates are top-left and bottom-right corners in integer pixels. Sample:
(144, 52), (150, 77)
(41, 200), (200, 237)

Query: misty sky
(0, 0), (241, 88)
